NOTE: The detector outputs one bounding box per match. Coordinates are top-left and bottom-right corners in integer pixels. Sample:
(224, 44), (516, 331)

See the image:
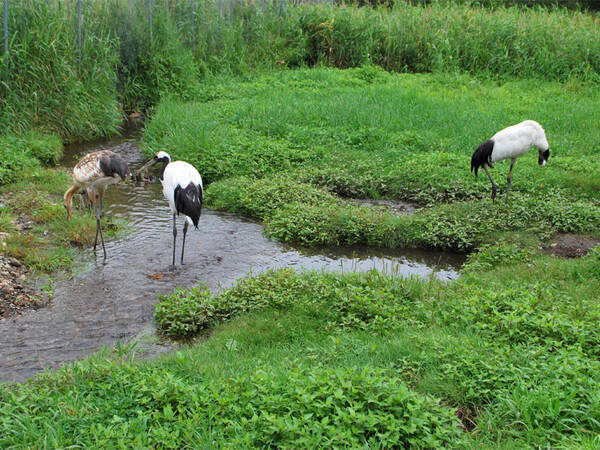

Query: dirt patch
(0, 255), (46, 320)
(350, 198), (417, 215)
(455, 405), (480, 433)
(542, 233), (600, 258)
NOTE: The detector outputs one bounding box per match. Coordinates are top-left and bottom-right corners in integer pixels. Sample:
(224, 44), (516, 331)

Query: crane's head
(153, 151), (171, 165)
(136, 151), (171, 180)
(538, 148), (550, 167)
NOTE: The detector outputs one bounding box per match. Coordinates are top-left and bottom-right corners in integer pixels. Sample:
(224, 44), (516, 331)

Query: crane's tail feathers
(471, 139), (495, 177)
(175, 183), (202, 228)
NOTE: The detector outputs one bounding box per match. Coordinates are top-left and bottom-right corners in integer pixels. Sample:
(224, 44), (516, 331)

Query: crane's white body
(144, 151), (204, 265)
(489, 120), (549, 165)
(471, 120), (550, 203)
(160, 160), (203, 225)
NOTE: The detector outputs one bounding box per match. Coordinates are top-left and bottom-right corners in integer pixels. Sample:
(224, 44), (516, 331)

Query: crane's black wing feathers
(174, 182), (203, 228)
(471, 139), (495, 176)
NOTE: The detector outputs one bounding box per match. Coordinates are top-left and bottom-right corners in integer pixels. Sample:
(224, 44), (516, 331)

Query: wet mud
(542, 233), (600, 258)
(0, 256), (46, 319)
(0, 134), (464, 383)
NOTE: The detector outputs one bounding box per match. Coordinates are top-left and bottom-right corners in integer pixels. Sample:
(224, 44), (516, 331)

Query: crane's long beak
(538, 149), (550, 166)
(135, 157), (157, 179)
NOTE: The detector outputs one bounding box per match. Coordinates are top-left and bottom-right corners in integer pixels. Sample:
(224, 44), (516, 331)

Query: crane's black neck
(158, 161), (169, 181)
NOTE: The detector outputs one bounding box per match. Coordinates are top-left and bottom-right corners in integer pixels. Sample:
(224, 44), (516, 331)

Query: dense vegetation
(1, 0), (600, 447)
(0, 2), (122, 141)
(363, 0), (600, 10)
(2, 1), (599, 141)
(3, 245), (600, 447)
(143, 68), (600, 250)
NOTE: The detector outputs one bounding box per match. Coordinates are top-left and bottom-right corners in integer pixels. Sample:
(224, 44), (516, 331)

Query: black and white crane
(471, 120), (550, 203)
(138, 151), (203, 265)
(63, 150), (130, 259)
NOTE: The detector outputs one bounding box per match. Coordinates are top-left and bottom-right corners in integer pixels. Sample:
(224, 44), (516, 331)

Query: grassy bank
(2, 244), (600, 447)
(143, 68), (600, 250)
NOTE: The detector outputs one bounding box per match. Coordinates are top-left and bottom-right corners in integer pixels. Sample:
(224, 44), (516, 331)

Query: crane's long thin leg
(181, 221), (189, 264)
(172, 214), (177, 266)
(505, 159), (516, 204)
(482, 166), (497, 201)
(93, 202), (100, 252)
(97, 196), (106, 260)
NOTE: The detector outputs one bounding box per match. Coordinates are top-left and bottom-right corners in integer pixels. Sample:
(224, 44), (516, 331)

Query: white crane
(471, 120), (550, 203)
(138, 151), (203, 265)
(63, 150), (130, 259)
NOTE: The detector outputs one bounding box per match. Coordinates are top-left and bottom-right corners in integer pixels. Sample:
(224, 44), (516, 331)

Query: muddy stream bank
(0, 134), (464, 383)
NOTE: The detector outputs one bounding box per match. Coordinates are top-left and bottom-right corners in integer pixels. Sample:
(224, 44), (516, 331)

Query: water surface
(0, 134), (464, 383)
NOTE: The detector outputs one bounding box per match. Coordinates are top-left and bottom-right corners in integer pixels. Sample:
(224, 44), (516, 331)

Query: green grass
(0, 2), (122, 141)
(1, 0), (199, 142)
(0, 169), (126, 273)
(170, 1), (600, 82)
(144, 69), (600, 199)
(3, 2), (600, 446)
(0, 133), (62, 185)
(143, 68), (600, 251)
(3, 246), (600, 447)
(3, 1), (600, 143)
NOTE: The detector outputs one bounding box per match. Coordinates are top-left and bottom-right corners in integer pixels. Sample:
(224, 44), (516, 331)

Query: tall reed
(1, 0), (599, 142)
(0, 1), (121, 141)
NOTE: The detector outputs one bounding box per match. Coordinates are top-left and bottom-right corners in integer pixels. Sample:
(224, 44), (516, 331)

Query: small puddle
(0, 132), (464, 383)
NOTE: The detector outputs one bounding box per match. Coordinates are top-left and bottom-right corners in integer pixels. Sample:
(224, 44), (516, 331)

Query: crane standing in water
(138, 151), (203, 266)
(63, 150), (130, 259)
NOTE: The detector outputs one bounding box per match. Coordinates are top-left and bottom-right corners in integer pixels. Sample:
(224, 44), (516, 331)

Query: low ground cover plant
(4, 246), (598, 446)
(146, 70), (600, 251)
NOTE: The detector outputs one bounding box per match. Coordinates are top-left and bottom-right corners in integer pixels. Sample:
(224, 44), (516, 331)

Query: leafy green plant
(219, 365), (464, 448)
(154, 269), (431, 338)
(154, 284), (213, 338)
(462, 243), (535, 272)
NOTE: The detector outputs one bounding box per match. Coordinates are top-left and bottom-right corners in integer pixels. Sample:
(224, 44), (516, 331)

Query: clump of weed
(154, 284), (213, 338)
(206, 175), (340, 220)
(221, 365), (464, 448)
(0, 360), (463, 448)
(154, 269), (430, 338)
(462, 243), (535, 273)
(0, 133), (62, 185)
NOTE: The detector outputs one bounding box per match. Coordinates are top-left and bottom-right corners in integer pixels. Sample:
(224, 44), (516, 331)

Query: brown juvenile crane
(63, 150), (130, 259)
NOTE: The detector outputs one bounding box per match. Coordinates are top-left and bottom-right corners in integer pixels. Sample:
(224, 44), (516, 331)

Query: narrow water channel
(0, 133), (465, 383)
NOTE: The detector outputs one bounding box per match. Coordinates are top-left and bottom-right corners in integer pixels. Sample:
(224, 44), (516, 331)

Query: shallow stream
(0, 133), (464, 383)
